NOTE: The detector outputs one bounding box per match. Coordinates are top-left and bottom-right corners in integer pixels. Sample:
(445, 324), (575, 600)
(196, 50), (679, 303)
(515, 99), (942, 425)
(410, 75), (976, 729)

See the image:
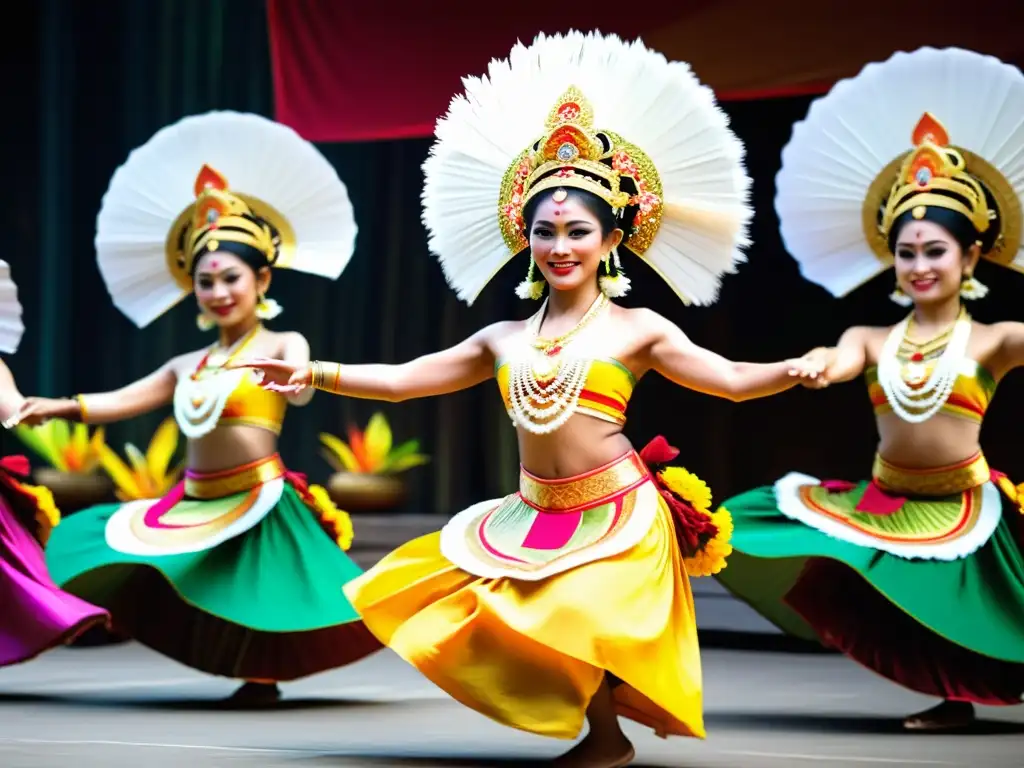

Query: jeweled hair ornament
(421, 30), (753, 307)
(775, 46), (1024, 298)
(95, 111), (358, 328)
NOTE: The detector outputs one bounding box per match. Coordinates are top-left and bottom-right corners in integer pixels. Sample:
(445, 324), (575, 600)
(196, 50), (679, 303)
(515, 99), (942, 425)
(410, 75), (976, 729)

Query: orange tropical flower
(320, 412), (429, 475)
(14, 419), (105, 474)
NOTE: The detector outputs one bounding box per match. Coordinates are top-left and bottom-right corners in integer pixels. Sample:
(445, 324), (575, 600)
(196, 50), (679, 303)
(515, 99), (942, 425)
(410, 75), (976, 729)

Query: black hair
(522, 185), (619, 238)
(190, 241), (270, 277)
(885, 177), (1001, 255)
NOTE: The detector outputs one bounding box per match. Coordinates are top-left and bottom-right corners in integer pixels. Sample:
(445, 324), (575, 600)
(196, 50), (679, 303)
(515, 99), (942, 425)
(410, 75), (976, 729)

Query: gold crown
(164, 165), (296, 291)
(498, 86), (664, 256)
(878, 113), (993, 241)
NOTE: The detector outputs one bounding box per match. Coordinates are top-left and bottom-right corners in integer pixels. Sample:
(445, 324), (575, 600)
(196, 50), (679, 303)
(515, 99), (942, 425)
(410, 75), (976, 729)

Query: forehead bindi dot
(553, 208), (562, 216)
(209, 259), (219, 268)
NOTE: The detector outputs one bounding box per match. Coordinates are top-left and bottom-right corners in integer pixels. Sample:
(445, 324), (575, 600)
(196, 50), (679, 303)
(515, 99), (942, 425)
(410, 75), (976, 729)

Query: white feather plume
(422, 30), (752, 306)
(96, 111), (358, 328)
(0, 260), (24, 354)
(775, 47), (1024, 297)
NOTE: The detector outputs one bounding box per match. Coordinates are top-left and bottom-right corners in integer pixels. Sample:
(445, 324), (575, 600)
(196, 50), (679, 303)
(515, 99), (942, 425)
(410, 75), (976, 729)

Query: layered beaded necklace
(507, 293), (609, 435)
(173, 324), (262, 439)
(876, 307), (971, 424)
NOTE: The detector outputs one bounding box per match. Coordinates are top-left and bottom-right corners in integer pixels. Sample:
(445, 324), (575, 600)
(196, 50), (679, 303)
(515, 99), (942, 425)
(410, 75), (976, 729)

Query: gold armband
(310, 361), (341, 394)
(75, 394), (91, 424)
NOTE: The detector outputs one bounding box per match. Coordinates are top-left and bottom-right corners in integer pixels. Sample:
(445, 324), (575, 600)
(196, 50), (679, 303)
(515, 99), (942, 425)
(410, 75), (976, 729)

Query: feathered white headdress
(95, 111), (359, 328)
(775, 47), (1024, 297)
(0, 260), (24, 354)
(421, 30), (753, 306)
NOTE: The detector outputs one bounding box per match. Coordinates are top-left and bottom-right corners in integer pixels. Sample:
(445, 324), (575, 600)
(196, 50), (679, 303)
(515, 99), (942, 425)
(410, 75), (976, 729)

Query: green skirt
(45, 456), (379, 681)
(716, 458), (1024, 705)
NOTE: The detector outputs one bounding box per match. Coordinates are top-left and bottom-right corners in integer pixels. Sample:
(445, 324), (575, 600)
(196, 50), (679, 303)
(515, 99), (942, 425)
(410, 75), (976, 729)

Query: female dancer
(0, 260), (109, 666)
(716, 47), (1024, 731)
(238, 31), (824, 766)
(8, 112), (378, 706)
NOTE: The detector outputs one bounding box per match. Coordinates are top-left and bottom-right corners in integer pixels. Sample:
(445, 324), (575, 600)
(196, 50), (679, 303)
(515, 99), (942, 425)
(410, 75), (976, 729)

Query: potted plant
(320, 412), (429, 512)
(13, 419), (113, 514)
(98, 416), (184, 501)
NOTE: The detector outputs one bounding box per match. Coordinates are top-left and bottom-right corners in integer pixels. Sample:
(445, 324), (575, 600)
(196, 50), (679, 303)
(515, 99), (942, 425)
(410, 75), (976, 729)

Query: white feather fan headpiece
(775, 47), (1024, 297)
(0, 260), (24, 354)
(96, 111), (358, 328)
(421, 30), (753, 306)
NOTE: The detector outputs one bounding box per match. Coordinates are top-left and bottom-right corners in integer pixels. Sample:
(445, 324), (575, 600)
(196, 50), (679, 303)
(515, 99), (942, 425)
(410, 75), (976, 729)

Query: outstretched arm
(988, 321), (1024, 380)
(238, 325), (501, 403)
(638, 310), (825, 402)
(279, 332), (315, 407)
(0, 359), (26, 424)
(11, 359), (178, 427)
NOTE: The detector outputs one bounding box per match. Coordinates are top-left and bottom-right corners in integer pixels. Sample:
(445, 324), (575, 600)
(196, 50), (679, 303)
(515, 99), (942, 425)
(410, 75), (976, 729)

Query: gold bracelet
(75, 394), (90, 424)
(309, 361), (341, 393)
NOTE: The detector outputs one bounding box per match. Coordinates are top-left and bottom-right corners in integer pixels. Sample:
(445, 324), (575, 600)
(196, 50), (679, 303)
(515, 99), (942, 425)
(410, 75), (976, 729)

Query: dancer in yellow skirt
(238, 31), (824, 766)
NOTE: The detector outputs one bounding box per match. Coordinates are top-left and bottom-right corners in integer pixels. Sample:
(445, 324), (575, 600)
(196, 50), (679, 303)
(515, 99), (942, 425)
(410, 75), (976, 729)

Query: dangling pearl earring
(598, 247), (631, 298)
(255, 293), (283, 320)
(959, 272), (988, 301)
(515, 259), (545, 300)
(196, 312), (216, 331)
(889, 283), (913, 307)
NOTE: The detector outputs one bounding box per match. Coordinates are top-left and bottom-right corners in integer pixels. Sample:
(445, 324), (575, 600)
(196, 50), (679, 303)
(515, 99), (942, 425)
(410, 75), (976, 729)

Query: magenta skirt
(0, 457), (109, 666)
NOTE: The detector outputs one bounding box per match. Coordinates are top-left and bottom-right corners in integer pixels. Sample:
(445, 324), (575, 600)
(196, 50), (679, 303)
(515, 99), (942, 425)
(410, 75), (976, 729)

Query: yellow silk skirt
(343, 450), (704, 740)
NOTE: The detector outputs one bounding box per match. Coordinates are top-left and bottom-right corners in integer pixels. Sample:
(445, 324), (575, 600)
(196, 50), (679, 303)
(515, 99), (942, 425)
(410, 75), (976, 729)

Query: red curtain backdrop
(268, 0), (1024, 143)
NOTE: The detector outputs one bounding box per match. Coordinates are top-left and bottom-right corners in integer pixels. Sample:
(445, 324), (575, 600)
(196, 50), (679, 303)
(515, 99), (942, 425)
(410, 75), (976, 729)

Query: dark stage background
(4, 0), (1024, 516)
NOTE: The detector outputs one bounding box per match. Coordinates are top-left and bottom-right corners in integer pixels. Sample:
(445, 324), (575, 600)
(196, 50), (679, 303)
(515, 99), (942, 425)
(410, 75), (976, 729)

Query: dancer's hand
(786, 353), (829, 389)
(229, 357), (312, 395)
(799, 347), (835, 388)
(6, 396), (79, 428)
(0, 392), (25, 429)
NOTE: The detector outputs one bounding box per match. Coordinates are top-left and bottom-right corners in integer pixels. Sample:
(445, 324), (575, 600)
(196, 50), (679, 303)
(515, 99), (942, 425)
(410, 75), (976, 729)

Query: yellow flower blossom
(658, 466), (713, 513)
(684, 507), (734, 578)
(97, 416), (184, 501)
(308, 483), (354, 551)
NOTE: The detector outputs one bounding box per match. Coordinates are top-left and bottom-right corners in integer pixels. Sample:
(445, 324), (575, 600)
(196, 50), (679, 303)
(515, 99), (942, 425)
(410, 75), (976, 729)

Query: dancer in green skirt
(9, 112), (378, 706)
(717, 47), (1024, 731)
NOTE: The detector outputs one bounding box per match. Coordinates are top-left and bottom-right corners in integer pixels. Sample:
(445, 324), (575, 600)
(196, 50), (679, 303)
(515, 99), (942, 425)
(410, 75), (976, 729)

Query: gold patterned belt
(518, 450), (650, 513)
(872, 452), (990, 496)
(184, 454), (286, 500)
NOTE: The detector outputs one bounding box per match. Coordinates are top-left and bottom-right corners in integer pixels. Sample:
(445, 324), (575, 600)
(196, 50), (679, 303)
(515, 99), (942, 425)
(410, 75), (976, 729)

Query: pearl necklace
(507, 294), (609, 435)
(173, 325), (262, 439)
(876, 309), (971, 424)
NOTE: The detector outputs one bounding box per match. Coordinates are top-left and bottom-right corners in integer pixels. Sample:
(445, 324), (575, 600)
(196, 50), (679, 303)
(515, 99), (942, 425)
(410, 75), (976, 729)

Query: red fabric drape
(268, 0), (1024, 143)
(267, 1), (686, 142)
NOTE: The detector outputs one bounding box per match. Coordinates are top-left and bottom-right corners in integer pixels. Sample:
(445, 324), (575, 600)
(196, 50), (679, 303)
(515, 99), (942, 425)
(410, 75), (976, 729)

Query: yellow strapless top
(217, 370), (288, 435)
(174, 366), (288, 437)
(495, 357), (636, 425)
(865, 358), (997, 424)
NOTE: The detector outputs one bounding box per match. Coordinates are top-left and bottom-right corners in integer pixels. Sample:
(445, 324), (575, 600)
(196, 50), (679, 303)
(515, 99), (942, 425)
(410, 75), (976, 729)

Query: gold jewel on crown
(878, 113), (994, 242)
(497, 86), (665, 258)
(164, 165), (295, 292)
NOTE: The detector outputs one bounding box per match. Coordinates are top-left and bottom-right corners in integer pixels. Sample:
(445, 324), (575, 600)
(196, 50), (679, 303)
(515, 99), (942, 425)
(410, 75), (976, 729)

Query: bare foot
(223, 681), (281, 709)
(903, 700), (975, 731)
(553, 734), (635, 767)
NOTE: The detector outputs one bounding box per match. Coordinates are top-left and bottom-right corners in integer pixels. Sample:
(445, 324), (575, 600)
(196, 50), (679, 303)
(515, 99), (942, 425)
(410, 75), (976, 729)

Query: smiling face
(193, 251), (270, 328)
(526, 192), (623, 294)
(893, 219), (978, 307)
